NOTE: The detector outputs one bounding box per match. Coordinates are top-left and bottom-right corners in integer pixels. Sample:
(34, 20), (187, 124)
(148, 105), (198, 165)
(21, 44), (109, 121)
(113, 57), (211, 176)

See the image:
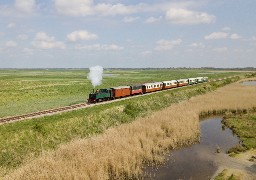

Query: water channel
(241, 81), (256, 86)
(143, 117), (240, 180)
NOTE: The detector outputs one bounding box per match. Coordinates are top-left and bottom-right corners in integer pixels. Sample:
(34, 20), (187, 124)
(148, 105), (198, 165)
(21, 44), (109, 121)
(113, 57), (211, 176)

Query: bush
(124, 103), (143, 118)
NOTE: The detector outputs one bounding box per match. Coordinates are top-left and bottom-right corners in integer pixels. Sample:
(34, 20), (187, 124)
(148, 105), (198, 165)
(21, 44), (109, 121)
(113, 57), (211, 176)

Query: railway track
(0, 103), (88, 124)
(0, 76), (238, 125)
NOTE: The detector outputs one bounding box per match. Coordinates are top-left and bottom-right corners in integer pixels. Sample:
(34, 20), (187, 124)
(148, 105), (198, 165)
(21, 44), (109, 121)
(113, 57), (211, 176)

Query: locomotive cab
(88, 88), (112, 103)
(88, 90), (97, 103)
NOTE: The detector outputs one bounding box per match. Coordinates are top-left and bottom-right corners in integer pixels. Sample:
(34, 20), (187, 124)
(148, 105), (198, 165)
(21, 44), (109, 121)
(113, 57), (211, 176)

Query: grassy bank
(223, 113), (256, 155)
(213, 112), (256, 180)
(0, 77), (240, 176)
(3, 77), (256, 179)
(214, 169), (240, 180)
(0, 69), (243, 118)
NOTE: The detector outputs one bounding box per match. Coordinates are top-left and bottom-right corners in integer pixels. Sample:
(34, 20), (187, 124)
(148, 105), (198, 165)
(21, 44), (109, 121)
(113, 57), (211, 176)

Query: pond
(103, 73), (119, 77)
(143, 117), (240, 180)
(241, 81), (256, 86)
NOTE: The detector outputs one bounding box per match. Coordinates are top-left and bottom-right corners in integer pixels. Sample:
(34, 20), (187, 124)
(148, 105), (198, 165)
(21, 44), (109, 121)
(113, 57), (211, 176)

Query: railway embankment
(2, 76), (256, 179)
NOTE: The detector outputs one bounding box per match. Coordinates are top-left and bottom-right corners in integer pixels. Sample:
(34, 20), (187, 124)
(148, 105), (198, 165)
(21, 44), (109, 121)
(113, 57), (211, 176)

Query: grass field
(214, 112), (256, 180)
(223, 113), (256, 154)
(214, 169), (239, 180)
(0, 71), (246, 177)
(0, 69), (243, 118)
(3, 76), (256, 179)
(0, 69), (251, 178)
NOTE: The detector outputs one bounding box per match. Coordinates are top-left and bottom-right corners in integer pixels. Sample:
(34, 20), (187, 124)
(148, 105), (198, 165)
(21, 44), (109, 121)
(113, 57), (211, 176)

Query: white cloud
(155, 39), (182, 51)
(145, 16), (162, 23)
(230, 33), (242, 40)
(67, 30), (98, 42)
(18, 34), (28, 40)
(204, 32), (228, 40)
(23, 48), (34, 55)
(54, 0), (144, 16)
(213, 47), (228, 53)
(5, 40), (18, 48)
(32, 32), (65, 49)
(76, 44), (123, 51)
(222, 27), (231, 31)
(95, 3), (139, 16)
(189, 42), (205, 48)
(15, 0), (35, 13)
(34, 32), (53, 41)
(123, 16), (139, 23)
(53, 0), (212, 23)
(54, 0), (94, 16)
(252, 36), (256, 41)
(7, 22), (16, 28)
(165, 8), (215, 25)
(142, 50), (152, 56)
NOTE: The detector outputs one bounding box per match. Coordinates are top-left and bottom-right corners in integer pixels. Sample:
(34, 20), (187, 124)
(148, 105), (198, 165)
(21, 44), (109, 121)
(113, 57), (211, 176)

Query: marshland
(0, 69), (241, 118)
(143, 117), (241, 179)
(0, 69), (255, 179)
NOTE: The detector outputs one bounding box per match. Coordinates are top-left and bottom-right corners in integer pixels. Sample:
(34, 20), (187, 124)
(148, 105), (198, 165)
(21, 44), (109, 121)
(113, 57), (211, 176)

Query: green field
(0, 68), (246, 176)
(0, 69), (243, 118)
(223, 113), (256, 154)
(0, 77), (240, 176)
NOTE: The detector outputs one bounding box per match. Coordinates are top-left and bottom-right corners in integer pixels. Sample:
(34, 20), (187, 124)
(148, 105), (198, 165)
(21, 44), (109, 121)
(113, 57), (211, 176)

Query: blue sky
(0, 0), (255, 68)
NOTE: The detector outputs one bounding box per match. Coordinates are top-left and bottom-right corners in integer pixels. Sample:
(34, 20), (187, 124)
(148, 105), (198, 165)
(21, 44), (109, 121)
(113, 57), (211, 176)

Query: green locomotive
(88, 89), (113, 103)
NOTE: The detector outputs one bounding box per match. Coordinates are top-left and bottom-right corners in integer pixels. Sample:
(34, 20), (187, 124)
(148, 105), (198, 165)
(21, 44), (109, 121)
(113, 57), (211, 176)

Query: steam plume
(87, 66), (103, 88)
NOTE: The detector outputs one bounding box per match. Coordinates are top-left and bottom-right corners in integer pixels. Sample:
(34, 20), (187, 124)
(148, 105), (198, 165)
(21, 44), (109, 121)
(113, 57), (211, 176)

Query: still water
(241, 81), (256, 86)
(143, 117), (240, 180)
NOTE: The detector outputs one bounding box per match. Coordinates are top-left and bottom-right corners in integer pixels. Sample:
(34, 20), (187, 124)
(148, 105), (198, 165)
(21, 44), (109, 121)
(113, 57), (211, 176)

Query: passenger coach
(177, 79), (188, 87)
(142, 82), (163, 93)
(196, 77), (204, 83)
(162, 80), (178, 90)
(111, 86), (131, 99)
(188, 78), (197, 85)
(130, 85), (143, 95)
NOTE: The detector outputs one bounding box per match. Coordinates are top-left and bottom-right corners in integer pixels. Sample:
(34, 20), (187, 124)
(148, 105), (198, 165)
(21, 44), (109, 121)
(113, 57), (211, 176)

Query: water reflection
(241, 81), (256, 85)
(143, 117), (240, 180)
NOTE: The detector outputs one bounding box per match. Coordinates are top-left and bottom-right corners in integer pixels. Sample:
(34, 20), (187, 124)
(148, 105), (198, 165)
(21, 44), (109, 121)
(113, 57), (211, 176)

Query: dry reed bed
(5, 79), (256, 180)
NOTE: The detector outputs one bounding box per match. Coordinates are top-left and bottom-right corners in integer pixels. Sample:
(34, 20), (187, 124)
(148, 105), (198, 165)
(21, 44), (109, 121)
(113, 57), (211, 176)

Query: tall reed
(4, 79), (256, 180)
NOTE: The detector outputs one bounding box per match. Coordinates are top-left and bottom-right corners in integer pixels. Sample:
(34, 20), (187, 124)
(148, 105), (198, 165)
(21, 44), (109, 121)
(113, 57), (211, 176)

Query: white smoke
(87, 66), (103, 88)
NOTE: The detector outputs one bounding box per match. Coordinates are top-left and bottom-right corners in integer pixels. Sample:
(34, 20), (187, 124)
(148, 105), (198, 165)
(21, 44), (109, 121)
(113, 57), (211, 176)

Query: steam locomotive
(88, 77), (208, 103)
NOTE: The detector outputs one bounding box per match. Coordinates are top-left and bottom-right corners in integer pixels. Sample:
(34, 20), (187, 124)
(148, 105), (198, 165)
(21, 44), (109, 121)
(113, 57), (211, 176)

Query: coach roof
(111, 86), (130, 89)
